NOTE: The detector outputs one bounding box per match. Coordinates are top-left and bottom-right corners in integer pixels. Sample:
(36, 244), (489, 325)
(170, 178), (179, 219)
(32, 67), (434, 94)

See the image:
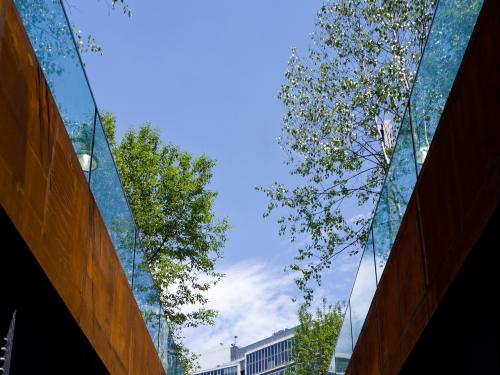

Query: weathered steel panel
(0, 0), (165, 373)
(346, 1), (500, 374)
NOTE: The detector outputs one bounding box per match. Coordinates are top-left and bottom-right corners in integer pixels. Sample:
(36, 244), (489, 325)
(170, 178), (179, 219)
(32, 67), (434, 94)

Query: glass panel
(331, 1), (484, 373)
(14, 0), (96, 181)
(329, 355), (336, 375)
(371, 183), (391, 276)
(410, 0), (484, 171)
(90, 118), (136, 282)
(372, 113), (416, 276)
(166, 331), (184, 375)
(349, 234), (377, 347)
(133, 241), (160, 348)
(334, 303), (352, 375)
(158, 306), (169, 369)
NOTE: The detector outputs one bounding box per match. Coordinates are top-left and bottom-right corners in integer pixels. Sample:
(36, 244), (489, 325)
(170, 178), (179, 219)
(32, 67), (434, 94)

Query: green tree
(103, 114), (229, 328)
(173, 340), (200, 375)
(289, 302), (343, 375)
(103, 114), (229, 371)
(259, 0), (436, 304)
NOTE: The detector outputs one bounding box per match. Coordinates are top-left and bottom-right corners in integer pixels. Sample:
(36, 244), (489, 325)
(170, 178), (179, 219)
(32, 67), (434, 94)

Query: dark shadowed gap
(400, 205), (500, 375)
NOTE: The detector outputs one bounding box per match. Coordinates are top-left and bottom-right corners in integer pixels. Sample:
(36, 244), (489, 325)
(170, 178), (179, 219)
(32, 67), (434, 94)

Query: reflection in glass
(372, 113), (416, 276)
(158, 307), (170, 369)
(15, 0), (96, 180)
(90, 119), (136, 282)
(167, 332), (184, 375)
(331, 2), (484, 373)
(350, 235), (377, 347)
(410, 0), (484, 171)
(70, 121), (98, 173)
(133, 242), (161, 348)
(413, 115), (430, 165)
(334, 304), (352, 375)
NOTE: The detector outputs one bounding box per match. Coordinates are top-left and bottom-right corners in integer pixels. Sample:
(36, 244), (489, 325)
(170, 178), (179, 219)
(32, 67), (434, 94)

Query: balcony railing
(12, 0), (182, 373)
(331, 0), (484, 373)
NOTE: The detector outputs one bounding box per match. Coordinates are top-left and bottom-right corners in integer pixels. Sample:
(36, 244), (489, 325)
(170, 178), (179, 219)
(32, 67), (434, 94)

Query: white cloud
(180, 252), (362, 370)
(182, 260), (299, 359)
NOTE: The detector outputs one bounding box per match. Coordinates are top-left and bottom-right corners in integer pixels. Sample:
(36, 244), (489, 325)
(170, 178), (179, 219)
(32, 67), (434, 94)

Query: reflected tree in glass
(259, 0), (439, 303)
(15, 0), (97, 180)
(373, 113), (416, 274)
(334, 303), (352, 374)
(349, 234), (377, 346)
(90, 119), (137, 282)
(132, 242), (161, 347)
(410, 0), (484, 170)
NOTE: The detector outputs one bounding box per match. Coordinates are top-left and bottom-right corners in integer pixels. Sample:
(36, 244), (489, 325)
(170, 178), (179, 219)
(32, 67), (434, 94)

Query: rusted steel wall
(0, 0), (165, 373)
(345, 1), (500, 374)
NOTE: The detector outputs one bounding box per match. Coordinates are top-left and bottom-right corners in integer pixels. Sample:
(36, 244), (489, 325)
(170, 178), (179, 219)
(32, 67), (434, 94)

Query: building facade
(195, 363), (240, 375)
(244, 334), (294, 375)
(196, 328), (295, 375)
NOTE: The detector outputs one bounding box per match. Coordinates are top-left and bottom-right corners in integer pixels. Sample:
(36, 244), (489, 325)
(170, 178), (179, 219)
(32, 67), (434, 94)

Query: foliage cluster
(288, 302), (343, 375)
(260, 0), (436, 303)
(103, 115), (229, 372)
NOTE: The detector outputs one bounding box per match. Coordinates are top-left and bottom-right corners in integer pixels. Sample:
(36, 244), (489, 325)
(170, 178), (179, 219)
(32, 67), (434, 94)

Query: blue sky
(67, 0), (360, 359)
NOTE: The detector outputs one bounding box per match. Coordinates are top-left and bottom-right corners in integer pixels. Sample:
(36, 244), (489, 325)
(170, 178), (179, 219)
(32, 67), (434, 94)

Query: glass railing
(13, 0), (182, 372)
(166, 333), (185, 375)
(331, 0), (484, 373)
